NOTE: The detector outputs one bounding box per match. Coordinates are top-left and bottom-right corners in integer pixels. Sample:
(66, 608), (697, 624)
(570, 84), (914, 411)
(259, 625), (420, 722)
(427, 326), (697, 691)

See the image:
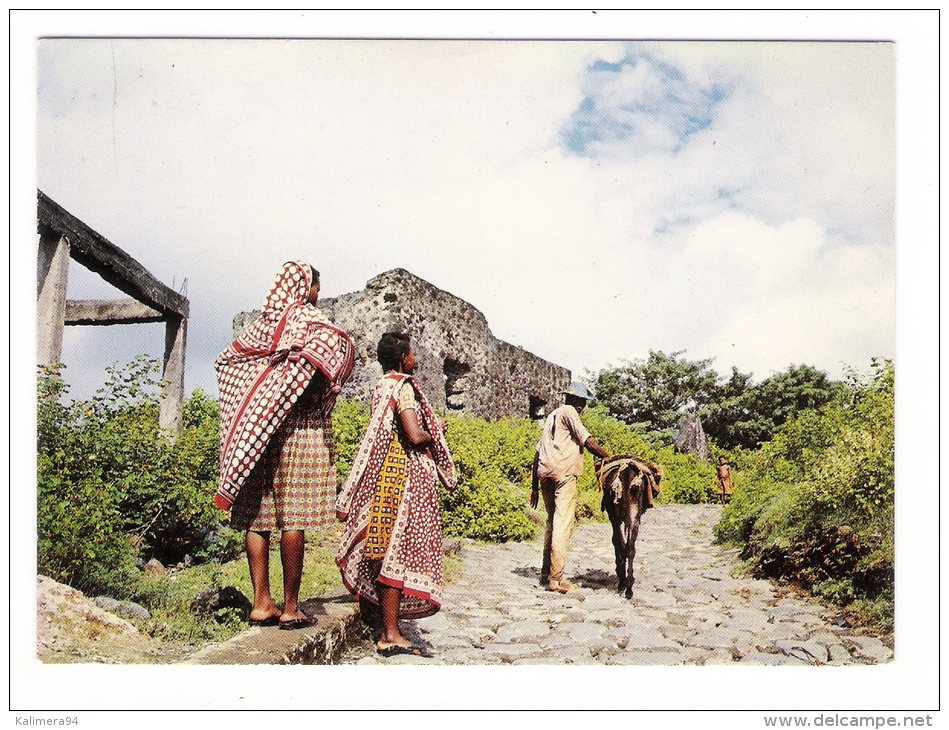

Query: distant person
(215, 261), (354, 629)
(531, 382), (610, 593)
(715, 455), (734, 505)
(336, 332), (457, 657)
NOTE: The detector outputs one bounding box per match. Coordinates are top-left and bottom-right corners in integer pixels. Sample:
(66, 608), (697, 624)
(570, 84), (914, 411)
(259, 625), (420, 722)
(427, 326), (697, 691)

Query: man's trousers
(540, 475), (578, 584)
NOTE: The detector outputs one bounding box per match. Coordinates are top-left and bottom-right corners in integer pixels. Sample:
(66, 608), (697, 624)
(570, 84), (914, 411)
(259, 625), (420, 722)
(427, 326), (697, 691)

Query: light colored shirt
(535, 404), (592, 481)
(396, 379), (418, 413)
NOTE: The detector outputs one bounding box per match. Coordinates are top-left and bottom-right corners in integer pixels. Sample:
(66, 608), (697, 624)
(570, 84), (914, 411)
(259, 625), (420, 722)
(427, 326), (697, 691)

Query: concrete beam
(38, 190), (188, 318)
(159, 314), (187, 436)
(66, 299), (166, 325)
(37, 190), (192, 436)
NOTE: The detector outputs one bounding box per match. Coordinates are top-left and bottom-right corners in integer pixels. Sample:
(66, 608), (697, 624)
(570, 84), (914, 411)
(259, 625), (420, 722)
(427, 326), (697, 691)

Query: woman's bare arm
(399, 408), (433, 447)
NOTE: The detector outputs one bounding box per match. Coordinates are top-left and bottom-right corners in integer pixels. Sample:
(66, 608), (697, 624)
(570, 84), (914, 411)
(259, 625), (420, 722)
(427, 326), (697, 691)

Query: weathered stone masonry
(235, 268), (571, 420)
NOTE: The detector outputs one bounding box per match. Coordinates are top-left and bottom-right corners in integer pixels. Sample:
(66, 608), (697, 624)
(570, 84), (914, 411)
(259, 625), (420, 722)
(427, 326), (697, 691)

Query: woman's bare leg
(246, 530), (279, 621)
(279, 529), (307, 622)
(377, 584), (411, 646)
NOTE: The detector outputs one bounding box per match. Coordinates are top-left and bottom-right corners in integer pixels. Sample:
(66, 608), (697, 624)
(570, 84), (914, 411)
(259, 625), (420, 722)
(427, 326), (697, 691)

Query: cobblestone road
(339, 504), (892, 666)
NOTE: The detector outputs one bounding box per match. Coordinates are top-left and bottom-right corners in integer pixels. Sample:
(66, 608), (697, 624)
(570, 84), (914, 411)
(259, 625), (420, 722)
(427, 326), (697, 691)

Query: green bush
(440, 415), (537, 542)
(37, 359), (239, 598)
(712, 359), (894, 628)
(37, 365), (139, 595)
(581, 406), (715, 506)
(40, 357), (762, 605)
(652, 446), (719, 504)
(331, 396), (370, 482)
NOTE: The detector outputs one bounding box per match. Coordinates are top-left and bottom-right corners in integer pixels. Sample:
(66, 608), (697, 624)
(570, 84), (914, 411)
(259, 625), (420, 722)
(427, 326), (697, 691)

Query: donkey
(598, 455), (663, 599)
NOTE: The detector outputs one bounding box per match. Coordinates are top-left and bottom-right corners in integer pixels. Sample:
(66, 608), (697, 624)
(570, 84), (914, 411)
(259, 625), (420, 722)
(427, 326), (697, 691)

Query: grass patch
(126, 526), (345, 648)
(443, 552), (464, 583)
(121, 523), (471, 650)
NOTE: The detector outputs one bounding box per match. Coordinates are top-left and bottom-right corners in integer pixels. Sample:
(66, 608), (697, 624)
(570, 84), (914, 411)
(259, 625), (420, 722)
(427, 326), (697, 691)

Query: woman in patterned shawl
(336, 332), (456, 657)
(215, 261), (354, 629)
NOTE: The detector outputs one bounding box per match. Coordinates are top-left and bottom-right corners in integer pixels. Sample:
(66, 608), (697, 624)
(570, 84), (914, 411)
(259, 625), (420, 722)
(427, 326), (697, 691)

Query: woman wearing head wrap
(215, 261), (354, 629)
(336, 332), (456, 656)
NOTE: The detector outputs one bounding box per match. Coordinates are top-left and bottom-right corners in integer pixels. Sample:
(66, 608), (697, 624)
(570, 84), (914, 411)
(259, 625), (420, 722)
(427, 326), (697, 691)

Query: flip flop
(248, 615), (280, 627)
(376, 642), (434, 658)
(278, 616), (315, 631)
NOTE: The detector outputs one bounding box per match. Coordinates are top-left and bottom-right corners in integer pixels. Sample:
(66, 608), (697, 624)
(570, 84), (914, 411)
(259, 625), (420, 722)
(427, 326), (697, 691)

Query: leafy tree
(704, 364), (846, 450)
(694, 366), (753, 444)
(589, 350), (721, 431)
(591, 351), (845, 451)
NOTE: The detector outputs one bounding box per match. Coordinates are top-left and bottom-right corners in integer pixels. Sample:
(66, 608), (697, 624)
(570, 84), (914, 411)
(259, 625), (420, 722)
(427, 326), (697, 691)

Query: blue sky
(12, 9), (939, 715)
(563, 51), (727, 156)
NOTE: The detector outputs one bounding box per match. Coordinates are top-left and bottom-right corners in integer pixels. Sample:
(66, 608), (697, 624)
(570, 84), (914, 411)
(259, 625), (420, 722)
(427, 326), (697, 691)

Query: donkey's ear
(649, 463), (664, 484)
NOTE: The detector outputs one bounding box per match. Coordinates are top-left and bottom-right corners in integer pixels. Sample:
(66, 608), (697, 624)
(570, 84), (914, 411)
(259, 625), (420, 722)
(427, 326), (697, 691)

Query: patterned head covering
(260, 260), (314, 316)
(214, 261), (355, 510)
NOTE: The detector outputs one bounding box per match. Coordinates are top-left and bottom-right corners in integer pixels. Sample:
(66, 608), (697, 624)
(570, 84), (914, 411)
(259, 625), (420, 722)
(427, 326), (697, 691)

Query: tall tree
(712, 364), (846, 449)
(699, 364), (846, 450)
(591, 354), (845, 451)
(590, 350), (721, 431)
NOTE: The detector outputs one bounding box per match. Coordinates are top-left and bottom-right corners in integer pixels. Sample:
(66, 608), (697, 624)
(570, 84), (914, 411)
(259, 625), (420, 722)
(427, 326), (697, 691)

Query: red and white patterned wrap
(336, 373), (457, 618)
(214, 261), (355, 510)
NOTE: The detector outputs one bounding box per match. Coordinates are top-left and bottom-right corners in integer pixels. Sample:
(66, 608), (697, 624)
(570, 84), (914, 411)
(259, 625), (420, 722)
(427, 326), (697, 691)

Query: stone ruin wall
(234, 268), (572, 421)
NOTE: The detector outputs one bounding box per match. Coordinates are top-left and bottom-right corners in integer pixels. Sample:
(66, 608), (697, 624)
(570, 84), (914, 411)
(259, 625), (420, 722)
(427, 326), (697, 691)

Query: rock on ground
(37, 575), (171, 664)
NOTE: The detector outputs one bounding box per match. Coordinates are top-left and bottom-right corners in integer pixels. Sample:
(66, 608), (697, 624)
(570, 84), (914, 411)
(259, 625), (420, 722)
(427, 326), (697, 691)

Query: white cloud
(670, 212), (894, 378)
(35, 37), (894, 400)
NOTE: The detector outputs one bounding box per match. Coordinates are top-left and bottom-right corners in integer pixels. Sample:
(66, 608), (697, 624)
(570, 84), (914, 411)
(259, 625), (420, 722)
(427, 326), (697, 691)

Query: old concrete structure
(235, 268), (571, 421)
(37, 190), (189, 434)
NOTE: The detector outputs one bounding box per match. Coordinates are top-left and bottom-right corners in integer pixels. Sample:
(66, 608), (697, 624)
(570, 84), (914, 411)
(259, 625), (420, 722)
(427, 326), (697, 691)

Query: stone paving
(339, 504), (893, 666)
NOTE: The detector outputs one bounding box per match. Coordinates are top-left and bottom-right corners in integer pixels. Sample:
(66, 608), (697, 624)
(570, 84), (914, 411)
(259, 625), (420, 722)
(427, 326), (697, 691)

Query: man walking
(531, 382), (610, 593)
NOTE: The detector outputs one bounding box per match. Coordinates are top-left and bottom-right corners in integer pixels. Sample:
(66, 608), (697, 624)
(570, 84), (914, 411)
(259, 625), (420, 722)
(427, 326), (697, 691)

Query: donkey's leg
(624, 515), (642, 600)
(609, 512), (626, 593)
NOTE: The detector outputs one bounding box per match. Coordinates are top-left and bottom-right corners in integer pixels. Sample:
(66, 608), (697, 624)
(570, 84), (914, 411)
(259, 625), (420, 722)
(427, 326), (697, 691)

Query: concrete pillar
(37, 229), (70, 366)
(159, 314), (187, 437)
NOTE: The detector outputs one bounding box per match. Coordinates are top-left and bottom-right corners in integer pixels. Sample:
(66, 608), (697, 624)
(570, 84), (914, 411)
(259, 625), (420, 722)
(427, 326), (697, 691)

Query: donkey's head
(603, 461), (644, 506)
(619, 459), (663, 509)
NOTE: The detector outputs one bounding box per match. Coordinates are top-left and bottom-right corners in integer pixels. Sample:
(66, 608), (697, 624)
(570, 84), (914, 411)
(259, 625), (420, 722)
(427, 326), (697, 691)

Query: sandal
(248, 614), (280, 627)
(547, 580), (578, 593)
(376, 642), (434, 658)
(278, 616), (315, 630)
